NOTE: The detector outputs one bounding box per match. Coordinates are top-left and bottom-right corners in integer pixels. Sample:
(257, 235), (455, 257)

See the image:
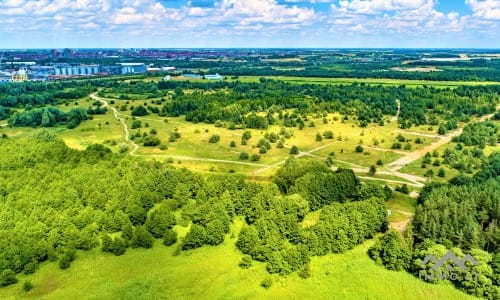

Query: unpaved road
(91, 93), (139, 155)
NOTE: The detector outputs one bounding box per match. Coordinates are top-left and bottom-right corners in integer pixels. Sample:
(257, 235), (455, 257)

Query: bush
(143, 136), (161, 146)
(369, 165), (376, 176)
(132, 106), (148, 116)
(239, 152), (249, 160)
(261, 278), (272, 289)
(163, 229), (177, 246)
(109, 237), (127, 256)
(250, 154), (261, 161)
(182, 224), (206, 250)
(58, 249), (76, 270)
(355, 145), (364, 153)
(298, 264), (311, 279)
(130, 226), (154, 249)
(209, 134), (220, 143)
(22, 280), (33, 292)
(0, 270), (18, 287)
(368, 230), (411, 271)
(131, 120), (142, 129)
(323, 131), (334, 139)
(239, 255), (253, 269)
(290, 145), (299, 154)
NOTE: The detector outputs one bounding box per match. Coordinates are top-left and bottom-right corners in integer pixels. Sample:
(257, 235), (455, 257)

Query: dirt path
(253, 142), (336, 174)
(91, 93), (139, 155)
(362, 145), (407, 155)
(392, 99), (400, 122)
(395, 130), (439, 139)
(357, 176), (422, 187)
(138, 154), (269, 167)
(388, 106), (499, 171)
(91, 93), (271, 167)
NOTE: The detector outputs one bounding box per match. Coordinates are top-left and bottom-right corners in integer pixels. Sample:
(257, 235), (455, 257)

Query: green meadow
(0, 219), (476, 300)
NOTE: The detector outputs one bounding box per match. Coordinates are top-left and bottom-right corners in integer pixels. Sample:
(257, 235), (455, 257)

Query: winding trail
(392, 99), (400, 122)
(90, 93), (498, 187)
(91, 93), (267, 167)
(91, 93), (139, 155)
(253, 142), (336, 174)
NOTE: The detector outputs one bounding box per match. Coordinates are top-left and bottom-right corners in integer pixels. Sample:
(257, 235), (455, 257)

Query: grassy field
(0, 219), (476, 300)
(228, 76), (499, 88)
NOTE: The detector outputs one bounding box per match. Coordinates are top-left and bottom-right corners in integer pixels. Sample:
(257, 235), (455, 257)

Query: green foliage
(163, 229), (177, 247)
(22, 280), (33, 292)
(368, 230), (411, 271)
(8, 107), (88, 129)
(290, 145), (299, 155)
(208, 134), (220, 143)
(413, 178), (499, 252)
(143, 136), (161, 146)
(59, 249), (76, 270)
(131, 120), (142, 129)
(182, 224), (206, 250)
(132, 106), (149, 117)
(239, 255), (252, 269)
(0, 270), (17, 287)
(369, 165), (376, 176)
(130, 226), (154, 249)
(261, 278), (272, 289)
(145, 206), (176, 238)
(239, 152), (249, 160)
(109, 237), (127, 256)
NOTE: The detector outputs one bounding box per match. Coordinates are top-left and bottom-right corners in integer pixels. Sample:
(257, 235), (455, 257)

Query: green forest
(0, 131), (389, 287)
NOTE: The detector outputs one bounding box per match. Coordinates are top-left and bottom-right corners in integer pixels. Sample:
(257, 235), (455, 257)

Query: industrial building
(119, 63), (147, 74)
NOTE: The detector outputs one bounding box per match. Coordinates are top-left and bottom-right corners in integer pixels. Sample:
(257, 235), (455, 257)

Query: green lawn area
(0, 219), (475, 300)
(230, 76), (500, 88)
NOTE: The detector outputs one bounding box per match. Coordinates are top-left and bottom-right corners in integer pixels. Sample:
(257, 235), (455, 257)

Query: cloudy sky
(0, 0), (499, 48)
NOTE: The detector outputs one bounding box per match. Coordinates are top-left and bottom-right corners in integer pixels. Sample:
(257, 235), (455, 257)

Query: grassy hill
(0, 221), (475, 300)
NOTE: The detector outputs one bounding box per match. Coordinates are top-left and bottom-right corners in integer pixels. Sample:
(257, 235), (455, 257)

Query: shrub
(261, 278), (272, 289)
(239, 152), (249, 160)
(209, 134), (220, 143)
(355, 145), (363, 153)
(163, 229), (177, 246)
(0, 270), (18, 287)
(290, 145), (299, 154)
(239, 255), (253, 269)
(368, 230), (411, 271)
(22, 280), (33, 292)
(250, 154), (261, 161)
(143, 136), (161, 146)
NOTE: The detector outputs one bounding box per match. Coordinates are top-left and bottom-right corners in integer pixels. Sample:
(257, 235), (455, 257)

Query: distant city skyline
(0, 0), (499, 48)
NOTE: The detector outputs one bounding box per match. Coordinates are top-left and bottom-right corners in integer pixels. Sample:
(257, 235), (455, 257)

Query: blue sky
(0, 0), (498, 48)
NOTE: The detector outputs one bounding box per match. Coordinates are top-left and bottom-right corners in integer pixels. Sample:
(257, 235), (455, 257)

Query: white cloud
(466, 0), (500, 20)
(0, 0), (497, 47)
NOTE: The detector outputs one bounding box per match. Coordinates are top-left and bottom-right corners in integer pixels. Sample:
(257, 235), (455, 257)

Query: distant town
(0, 48), (230, 83)
(1, 48), (499, 83)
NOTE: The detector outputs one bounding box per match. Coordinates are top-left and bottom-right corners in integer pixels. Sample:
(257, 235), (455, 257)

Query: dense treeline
(370, 152), (500, 299)
(206, 63), (500, 82)
(155, 79), (499, 130)
(8, 107), (88, 128)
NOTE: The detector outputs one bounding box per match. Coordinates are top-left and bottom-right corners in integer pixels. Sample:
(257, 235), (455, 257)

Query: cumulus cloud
(0, 0), (497, 47)
(466, 0), (500, 20)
